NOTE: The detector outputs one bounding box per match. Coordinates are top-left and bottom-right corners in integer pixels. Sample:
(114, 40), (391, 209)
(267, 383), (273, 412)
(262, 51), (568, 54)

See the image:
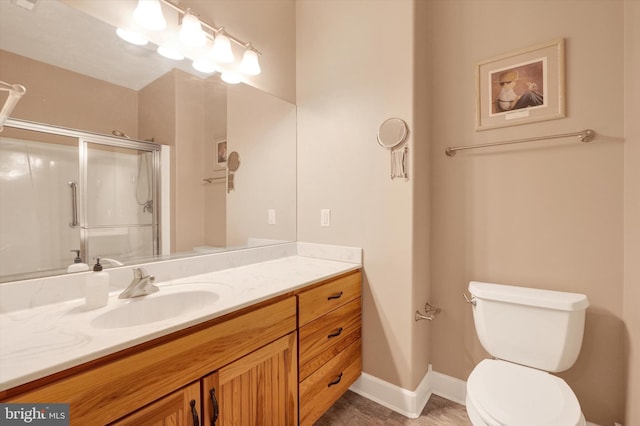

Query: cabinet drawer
(299, 297), (361, 380)
(297, 270), (361, 326)
(299, 339), (361, 426)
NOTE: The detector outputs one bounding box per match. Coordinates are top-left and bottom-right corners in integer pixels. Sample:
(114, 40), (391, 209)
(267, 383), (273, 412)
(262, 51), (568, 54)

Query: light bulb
(179, 10), (206, 47)
(133, 0), (166, 31)
(116, 28), (148, 46)
(212, 32), (234, 63)
(157, 46), (184, 61)
(221, 72), (241, 84)
(193, 57), (218, 74)
(240, 47), (261, 75)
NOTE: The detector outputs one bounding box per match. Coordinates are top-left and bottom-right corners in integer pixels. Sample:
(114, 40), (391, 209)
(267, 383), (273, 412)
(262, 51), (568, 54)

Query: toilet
(466, 281), (590, 426)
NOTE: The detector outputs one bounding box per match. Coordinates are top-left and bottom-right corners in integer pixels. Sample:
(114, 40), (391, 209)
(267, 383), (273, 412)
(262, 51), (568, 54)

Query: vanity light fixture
(159, 0), (262, 77)
(116, 28), (148, 46)
(211, 30), (234, 63)
(179, 9), (207, 47)
(221, 72), (242, 84)
(192, 57), (218, 74)
(119, 0), (263, 79)
(240, 44), (261, 75)
(133, 0), (166, 31)
(157, 45), (184, 61)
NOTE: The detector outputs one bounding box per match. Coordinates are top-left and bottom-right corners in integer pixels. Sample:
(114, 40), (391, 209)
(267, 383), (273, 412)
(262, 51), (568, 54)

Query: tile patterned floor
(315, 391), (472, 425)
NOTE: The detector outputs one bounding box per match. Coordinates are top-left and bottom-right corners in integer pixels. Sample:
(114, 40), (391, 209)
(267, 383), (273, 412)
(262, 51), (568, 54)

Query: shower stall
(0, 120), (161, 282)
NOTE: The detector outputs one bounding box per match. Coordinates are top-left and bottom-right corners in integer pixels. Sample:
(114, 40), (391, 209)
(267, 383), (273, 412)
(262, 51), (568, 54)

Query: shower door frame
(4, 118), (161, 267)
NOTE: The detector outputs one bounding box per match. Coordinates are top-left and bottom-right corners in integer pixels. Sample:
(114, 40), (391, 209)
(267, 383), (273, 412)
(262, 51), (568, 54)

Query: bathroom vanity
(0, 249), (362, 425)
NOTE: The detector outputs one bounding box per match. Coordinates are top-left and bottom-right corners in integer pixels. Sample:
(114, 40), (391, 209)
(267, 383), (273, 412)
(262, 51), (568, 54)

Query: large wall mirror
(0, 0), (296, 282)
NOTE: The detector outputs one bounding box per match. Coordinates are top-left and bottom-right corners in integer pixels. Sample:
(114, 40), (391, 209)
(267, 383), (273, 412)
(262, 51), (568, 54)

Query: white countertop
(0, 255), (360, 391)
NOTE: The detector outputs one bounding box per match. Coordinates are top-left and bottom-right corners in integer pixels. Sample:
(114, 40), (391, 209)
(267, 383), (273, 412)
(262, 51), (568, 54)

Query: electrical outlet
(320, 209), (331, 227)
(268, 209), (276, 225)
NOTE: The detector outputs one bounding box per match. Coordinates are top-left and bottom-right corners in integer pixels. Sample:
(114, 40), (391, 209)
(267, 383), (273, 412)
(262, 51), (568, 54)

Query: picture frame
(215, 138), (227, 169)
(475, 38), (565, 131)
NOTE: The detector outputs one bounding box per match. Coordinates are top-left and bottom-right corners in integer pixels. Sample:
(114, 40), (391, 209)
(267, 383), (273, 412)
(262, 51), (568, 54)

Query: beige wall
(297, 0), (430, 390)
(624, 1), (640, 424)
(0, 50), (138, 136)
(411, 0), (431, 392)
(226, 84), (297, 247)
(428, 1), (625, 425)
(139, 71), (224, 253)
(298, 0), (632, 424)
(204, 85), (228, 248)
(174, 71), (208, 252)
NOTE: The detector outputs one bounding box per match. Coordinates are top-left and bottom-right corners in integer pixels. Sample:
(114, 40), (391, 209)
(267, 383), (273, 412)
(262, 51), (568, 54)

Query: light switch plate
(320, 209), (331, 227)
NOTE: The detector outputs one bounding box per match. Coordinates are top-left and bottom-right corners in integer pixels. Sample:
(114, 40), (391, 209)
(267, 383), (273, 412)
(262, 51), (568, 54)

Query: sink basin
(91, 290), (221, 329)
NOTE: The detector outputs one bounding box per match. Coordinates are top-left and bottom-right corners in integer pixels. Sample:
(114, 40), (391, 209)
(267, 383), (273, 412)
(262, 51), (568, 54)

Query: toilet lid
(467, 359), (583, 426)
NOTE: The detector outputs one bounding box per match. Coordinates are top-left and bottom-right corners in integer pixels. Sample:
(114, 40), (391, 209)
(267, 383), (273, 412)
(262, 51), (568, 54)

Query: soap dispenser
(85, 258), (109, 309)
(67, 249), (89, 273)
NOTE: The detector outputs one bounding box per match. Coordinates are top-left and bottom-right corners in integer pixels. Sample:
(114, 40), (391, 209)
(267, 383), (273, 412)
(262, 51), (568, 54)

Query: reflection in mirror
(0, 128), (80, 279)
(0, 124), (161, 282)
(0, 0), (296, 282)
(227, 152), (240, 172)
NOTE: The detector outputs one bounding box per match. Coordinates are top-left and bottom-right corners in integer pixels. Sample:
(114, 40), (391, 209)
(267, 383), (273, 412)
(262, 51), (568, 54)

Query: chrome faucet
(118, 267), (159, 299)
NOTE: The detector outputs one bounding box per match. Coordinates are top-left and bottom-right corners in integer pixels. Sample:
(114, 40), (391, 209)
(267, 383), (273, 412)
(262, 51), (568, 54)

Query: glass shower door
(82, 140), (158, 264)
(0, 129), (80, 279)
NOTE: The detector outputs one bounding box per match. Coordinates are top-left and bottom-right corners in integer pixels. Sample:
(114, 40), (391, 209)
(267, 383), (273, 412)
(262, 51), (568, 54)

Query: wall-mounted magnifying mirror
(377, 117), (408, 149)
(228, 151), (240, 171)
(227, 151), (240, 193)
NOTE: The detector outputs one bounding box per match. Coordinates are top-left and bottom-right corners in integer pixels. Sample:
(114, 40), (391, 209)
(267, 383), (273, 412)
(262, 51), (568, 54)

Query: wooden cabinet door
(110, 381), (201, 426)
(208, 332), (298, 425)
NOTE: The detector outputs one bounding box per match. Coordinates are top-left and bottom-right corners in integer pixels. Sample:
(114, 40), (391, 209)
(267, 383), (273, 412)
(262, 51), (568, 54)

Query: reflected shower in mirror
(0, 0), (296, 282)
(0, 125), (161, 282)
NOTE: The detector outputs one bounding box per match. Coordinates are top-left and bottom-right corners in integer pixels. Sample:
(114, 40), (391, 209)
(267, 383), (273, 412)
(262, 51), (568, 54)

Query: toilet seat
(467, 359), (585, 426)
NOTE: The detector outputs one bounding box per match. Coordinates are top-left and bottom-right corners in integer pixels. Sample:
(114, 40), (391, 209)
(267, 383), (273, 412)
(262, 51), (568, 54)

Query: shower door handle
(68, 181), (79, 228)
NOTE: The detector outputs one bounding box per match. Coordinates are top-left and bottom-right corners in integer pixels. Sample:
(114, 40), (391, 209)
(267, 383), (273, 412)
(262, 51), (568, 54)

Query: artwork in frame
(215, 138), (227, 169)
(476, 38), (565, 131)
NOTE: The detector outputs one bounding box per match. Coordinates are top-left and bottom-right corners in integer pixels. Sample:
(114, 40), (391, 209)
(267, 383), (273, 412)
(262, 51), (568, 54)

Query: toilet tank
(469, 281), (589, 373)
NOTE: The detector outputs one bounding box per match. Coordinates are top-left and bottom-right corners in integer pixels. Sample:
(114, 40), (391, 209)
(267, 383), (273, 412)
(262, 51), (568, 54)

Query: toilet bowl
(466, 281), (590, 426)
(465, 359), (585, 426)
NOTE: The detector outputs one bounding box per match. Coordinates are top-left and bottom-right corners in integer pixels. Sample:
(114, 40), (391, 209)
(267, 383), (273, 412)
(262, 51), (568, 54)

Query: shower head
(112, 130), (130, 138)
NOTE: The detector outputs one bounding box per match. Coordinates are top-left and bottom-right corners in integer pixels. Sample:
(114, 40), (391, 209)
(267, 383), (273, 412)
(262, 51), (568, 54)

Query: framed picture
(215, 138), (227, 168)
(476, 38), (565, 131)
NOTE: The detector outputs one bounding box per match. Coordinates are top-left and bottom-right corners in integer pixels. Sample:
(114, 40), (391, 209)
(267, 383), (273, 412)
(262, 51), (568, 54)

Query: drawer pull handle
(327, 291), (343, 300)
(327, 327), (344, 339)
(328, 372), (343, 387)
(210, 388), (219, 426)
(190, 399), (200, 426)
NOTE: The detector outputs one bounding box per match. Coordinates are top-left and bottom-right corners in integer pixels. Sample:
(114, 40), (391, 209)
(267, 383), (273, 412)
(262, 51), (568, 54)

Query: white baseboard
(350, 369), (601, 425)
(349, 366), (467, 418)
(430, 370), (467, 406)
